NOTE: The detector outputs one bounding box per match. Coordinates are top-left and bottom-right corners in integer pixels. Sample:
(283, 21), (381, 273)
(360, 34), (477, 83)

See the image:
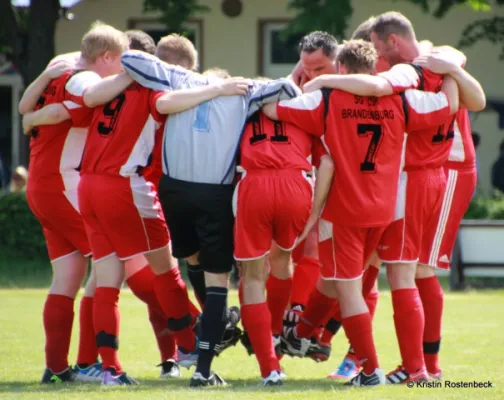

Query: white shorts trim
(234, 250), (270, 262)
(50, 249), (80, 263)
(276, 239), (298, 253)
(382, 258), (419, 265)
(93, 252), (118, 264)
(320, 273), (364, 282)
(118, 244), (170, 262)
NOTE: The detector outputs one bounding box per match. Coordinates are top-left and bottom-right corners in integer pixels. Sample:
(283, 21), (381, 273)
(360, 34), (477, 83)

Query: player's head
(80, 21), (129, 77)
(351, 16), (390, 73)
(203, 67), (231, 79)
(156, 34), (198, 70)
(336, 40), (377, 75)
(125, 30), (156, 55)
(370, 11), (416, 66)
(299, 31), (338, 79)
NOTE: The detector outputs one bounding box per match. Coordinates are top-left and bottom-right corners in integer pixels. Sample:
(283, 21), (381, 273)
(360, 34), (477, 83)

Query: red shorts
(318, 219), (386, 280)
(78, 174), (170, 262)
(233, 169), (313, 260)
(26, 189), (91, 262)
(420, 167), (477, 269)
(292, 223), (319, 264)
(377, 168), (447, 263)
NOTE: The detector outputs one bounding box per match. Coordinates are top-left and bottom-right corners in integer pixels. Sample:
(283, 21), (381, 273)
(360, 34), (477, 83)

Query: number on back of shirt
(97, 93), (126, 136)
(357, 123), (383, 173)
(249, 113), (290, 145)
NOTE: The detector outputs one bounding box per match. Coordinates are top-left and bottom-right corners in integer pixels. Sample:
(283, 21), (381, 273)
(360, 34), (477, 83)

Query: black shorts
(158, 176), (234, 274)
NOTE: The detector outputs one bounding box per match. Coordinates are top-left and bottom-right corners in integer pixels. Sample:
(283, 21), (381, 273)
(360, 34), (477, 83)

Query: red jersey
(28, 70), (99, 192)
(380, 64), (453, 170)
(143, 121), (165, 189)
(276, 88), (452, 227)
(311, 137), (328, 169)
(239, 111), (312, 172)
(80, 83), (165, 177)
(445, 108), (476, 169)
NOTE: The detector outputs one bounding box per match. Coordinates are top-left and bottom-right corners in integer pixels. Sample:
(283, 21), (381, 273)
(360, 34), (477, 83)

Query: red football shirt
(239, 111), (313, 172)
(80, 83), (165, 177)
(143, 120), (166, 189)
(28, 70), (99, 192)
(445, 108), (476, 169)
(276, 88), (452, 227)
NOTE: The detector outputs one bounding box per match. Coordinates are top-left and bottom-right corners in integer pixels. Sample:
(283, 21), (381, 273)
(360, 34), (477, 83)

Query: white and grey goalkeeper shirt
(121, 50), (300, 185)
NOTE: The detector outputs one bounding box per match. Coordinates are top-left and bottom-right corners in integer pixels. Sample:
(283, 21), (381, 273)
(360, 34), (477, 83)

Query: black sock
(325, 318), (342, 335)
(187, 263), (206, 306)
(196, 286), (228, 378)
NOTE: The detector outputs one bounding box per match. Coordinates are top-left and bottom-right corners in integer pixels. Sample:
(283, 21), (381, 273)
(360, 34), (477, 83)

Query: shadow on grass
(0, 378), (358, 394)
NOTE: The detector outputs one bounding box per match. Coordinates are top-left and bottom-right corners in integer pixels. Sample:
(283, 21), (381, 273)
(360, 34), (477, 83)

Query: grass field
(1, 288), (503, 400)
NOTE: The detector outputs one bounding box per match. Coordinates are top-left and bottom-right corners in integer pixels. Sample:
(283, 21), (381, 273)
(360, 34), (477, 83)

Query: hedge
(0, 193), (48, 260)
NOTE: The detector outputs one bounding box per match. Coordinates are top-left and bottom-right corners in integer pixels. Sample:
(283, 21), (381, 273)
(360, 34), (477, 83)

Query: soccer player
(120, 47), (299, 386)
(18, 22), (128, 384)
(303, 11), (485, 383)
(234, 85), (332, 384)
(263, 39), (458, 386)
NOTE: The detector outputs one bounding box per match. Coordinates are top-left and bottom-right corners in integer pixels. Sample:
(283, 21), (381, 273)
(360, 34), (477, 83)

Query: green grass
(0, 289), (503, 399)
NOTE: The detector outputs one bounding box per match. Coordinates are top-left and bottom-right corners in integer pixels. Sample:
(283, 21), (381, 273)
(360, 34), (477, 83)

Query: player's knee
(386, 263), (416, 289)
(415, 263), (436, 279)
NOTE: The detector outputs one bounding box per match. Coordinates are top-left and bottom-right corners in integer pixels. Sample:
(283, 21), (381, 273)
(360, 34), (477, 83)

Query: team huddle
(19, 10), (485, 388)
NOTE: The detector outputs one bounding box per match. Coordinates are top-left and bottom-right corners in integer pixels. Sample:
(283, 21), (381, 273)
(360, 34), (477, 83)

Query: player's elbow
(372, 81), (393, 97)
(18, 101), (30, 116)
(262, 103), (278, 120)
(465, 94), (486, 112)
(83, 92), (99, 108)
(156, 96), (174, 115)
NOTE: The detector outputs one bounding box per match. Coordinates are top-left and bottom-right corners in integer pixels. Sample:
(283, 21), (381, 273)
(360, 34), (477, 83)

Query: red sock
(392, 288), (425, 374)
(342, 312), (379, 374)
(416, 276), (443, 374)
(290, 257), (320, 308)
(362, 266), (379, 297)
(43, 294), (74, 373)
(297, 288), (337, 339)
(365, 289), (379, 319)
(93, 287), (122, 374)
(76, 296), (98, 366)
(242, 303), (280, 378)
(153, 268), (195, 352)
(148, 306), (177, 362)
(266, 275), (293, 335)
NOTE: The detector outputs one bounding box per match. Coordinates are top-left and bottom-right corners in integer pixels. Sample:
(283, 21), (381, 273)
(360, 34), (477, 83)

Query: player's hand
(413, 51), (459, 75)
(22, 113), (34, 135)
(218, 77), (252, 96)
(296, 214), (318, 246)
(45, 59), (74, 79)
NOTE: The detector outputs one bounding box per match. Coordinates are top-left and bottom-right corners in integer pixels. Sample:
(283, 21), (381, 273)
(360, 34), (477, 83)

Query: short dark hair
(372, 11), (416, 41)
(299, 31), (338, 58)
(351, 16), (376, 42)
(125, 30), (156, 55)
(337, 40), (377, 74)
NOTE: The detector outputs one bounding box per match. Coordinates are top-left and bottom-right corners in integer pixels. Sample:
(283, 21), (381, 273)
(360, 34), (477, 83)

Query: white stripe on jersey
(448, 119), (465, 162)
(380, 64), (419, 89)
(60, 127), (88, 192)
(279, 90), (322, 111)
(404, 90), (448, 114)
(63, 100), (81, 110)
(66, 71), (101, 96)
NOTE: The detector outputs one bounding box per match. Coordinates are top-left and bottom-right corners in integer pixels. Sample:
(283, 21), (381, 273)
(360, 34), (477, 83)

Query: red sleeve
(379, 63), (421, 94)
(63, 71), (101, 127)
(149, 90), (167, 123)
(403, 89), (452, 132)
(276, 90), (326, 136)
(311, 137), (328, 169)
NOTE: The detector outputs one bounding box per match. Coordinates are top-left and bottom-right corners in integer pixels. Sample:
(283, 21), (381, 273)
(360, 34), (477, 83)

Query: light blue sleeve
(121, 50), (204, 91)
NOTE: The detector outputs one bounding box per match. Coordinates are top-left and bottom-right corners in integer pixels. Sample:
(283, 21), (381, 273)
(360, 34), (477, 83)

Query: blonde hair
(9, 165), (28, 193)
(337, 40), (377, 74)
(80, 21), (129, 62)
(156, 34), (198, 70)
(203, 67), (230, 79)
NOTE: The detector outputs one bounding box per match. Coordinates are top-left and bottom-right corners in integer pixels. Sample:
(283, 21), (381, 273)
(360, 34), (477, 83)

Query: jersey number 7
(357, 123), (383, 173)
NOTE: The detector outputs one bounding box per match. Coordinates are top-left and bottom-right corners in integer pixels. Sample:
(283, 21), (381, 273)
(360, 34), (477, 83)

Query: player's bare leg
(43, 252), (88, 381)
(386, 262), (428, 383)
(415, 263), (443, 380)
(143, 246), (198, 366)
(241, 257), (282, 386)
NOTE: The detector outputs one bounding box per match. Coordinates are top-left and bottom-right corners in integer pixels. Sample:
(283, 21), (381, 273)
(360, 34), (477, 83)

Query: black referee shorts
(158, 176), (234, 274)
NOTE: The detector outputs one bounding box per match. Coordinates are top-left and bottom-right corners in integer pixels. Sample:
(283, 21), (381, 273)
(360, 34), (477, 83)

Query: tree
(143, 0), (210, 34)
(286, 0), (503, 58)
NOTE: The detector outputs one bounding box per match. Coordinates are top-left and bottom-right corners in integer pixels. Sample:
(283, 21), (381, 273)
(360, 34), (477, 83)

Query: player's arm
(121, 50), (200, 91)
(404, 76), (459, 132)
(156, 77), (251, 114)
(303, 73), (394, 96)
(414, 52), (485, 111)
(22, 104), (70, 135)
(262, 90), (326, 136)
(83, 72), (133, 108)
(18, 60), (74, 115)
(297, 154), (334, 244)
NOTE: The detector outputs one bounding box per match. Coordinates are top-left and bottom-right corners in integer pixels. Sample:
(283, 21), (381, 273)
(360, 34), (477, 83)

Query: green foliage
(0, 193), (48, 260)
(285, 0), (353, 40)
(143, 0), (210, 33)
(459, 16), (504, 59)
(464, 193), (504, 219)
